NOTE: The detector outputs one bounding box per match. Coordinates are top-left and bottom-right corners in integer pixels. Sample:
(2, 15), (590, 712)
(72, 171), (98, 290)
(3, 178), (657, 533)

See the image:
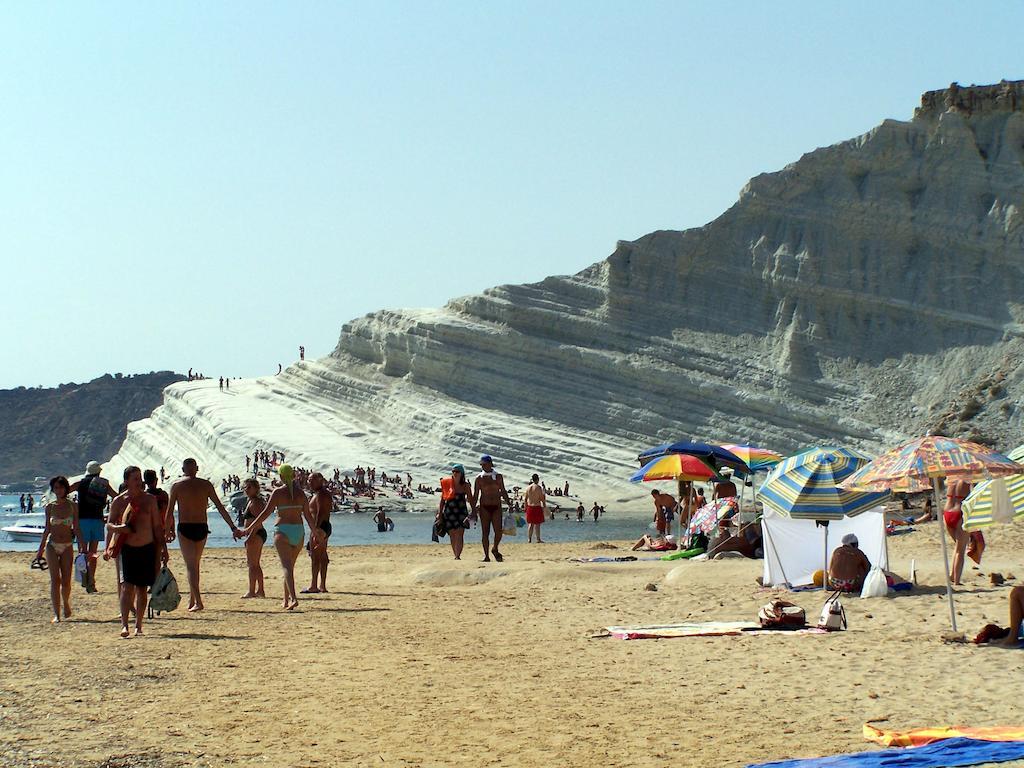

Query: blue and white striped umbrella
(757, 447), (890, 520)
(962, 445), (1024, 530)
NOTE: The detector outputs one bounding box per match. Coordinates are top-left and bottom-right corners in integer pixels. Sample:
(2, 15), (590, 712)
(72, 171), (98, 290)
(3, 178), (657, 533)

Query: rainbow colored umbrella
(961, 445), (1024, 531)
(839, 435), (1023, 633)
(637, 441), (750, 476)
(687, 497), (739, 535)
(630, 453), (720, 483)
(757, 447), (889, 521)
(718, 443), (782, 473)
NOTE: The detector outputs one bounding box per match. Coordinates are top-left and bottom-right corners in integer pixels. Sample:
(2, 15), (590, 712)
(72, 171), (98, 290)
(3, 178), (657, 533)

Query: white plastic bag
(74, 553), (88, 584)
(501, 514), (516, 536)
(860, 567), (888, 598)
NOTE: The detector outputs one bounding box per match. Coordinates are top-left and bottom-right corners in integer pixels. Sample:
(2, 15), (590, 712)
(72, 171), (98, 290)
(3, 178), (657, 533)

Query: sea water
(0, 494), (645, 553)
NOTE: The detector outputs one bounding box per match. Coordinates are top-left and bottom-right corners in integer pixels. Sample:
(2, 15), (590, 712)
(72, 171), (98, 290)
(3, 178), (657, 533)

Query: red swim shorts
(525, 505), (545, 525)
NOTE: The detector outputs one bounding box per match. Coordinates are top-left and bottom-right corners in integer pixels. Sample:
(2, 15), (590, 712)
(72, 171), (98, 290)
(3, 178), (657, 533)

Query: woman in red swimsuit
(943, 479), (971, 585)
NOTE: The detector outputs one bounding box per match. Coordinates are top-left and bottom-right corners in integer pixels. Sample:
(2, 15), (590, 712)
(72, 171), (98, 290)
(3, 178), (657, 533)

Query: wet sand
(0, 522), (1022, 768)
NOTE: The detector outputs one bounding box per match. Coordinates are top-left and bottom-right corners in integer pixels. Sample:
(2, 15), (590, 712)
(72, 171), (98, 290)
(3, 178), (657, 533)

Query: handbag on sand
(860, 567), (888, 598)
(757, 600), (806, 629)
(818, 591), (848, 631)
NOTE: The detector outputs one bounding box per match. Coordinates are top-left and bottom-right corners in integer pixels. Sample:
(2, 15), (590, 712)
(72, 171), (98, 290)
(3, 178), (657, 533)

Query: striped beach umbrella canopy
(717, 443), (783, 473)
(839, 436), (1023, 492)
(757, 447), (889, 520)
(637, 441), (750, 476)
(962, 445), (1024, 531)
(687, 497), (739, 535)
(630, 453), (720, 483)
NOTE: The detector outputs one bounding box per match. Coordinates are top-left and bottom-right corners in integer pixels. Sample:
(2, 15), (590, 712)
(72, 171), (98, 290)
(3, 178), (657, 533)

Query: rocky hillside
(0, 372), (184, 486)
(107, 82), (1024, 501)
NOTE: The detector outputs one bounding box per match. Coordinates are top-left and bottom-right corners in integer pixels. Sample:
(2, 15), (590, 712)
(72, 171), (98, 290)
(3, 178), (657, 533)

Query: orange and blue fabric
(863, 724), (1024, 747)
(749, 737), (1024, 768)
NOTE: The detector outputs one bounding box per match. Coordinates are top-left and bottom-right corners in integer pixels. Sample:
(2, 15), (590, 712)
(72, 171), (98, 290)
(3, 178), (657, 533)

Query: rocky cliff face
(108, 83), (1024, 500)
(0, 372), (185, 486)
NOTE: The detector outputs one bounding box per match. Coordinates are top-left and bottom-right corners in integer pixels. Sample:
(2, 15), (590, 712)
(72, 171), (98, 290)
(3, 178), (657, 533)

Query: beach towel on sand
(747, 737), (1024, 768)
(607, 621), (827, 639)
(863, 724), (1024, 747)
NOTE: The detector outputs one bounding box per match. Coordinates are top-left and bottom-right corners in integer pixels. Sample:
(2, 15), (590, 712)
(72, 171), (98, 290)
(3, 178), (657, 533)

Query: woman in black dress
(437, 464), (474, 560)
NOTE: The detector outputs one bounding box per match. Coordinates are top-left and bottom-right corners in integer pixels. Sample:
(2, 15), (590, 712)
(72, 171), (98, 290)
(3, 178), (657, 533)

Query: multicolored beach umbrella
(961, 445), (1024, 531)
(630, 453), (720, 483)
(838, 435), (1023, 633)
(757, 447), (889, 520)
(717, 443), (783, 473)
(687, 497), (739, 535)
(637, 441), (750, 476)
(838, 436), (1022, 492)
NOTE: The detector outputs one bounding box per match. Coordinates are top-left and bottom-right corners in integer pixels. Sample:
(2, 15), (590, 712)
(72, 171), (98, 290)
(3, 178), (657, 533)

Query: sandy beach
(1, 521), (1022, 768)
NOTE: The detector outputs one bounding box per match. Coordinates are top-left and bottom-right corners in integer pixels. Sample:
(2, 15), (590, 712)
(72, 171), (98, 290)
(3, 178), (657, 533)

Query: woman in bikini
(436, 464), (474, 560)
(240, 478), (267, 598)
(241, 464), (319, 609)
(35, 476), (83, 623)
(943, 478), (972, 585)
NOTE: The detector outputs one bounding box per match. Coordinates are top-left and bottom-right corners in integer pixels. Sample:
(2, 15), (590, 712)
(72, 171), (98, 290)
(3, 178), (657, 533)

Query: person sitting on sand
(1001, 586), (1024, 647)
(36, 476), (82, 624)
(105, 466), (168, 638)
(828, 533), (871, 592)
(239, 478), (266, 598)
(304, 472), (332, 594)
(913, 496), (934, 524)
(436, 464), (474, 559)
(241, 464), (319, 610)
(524, 474), (548, 543)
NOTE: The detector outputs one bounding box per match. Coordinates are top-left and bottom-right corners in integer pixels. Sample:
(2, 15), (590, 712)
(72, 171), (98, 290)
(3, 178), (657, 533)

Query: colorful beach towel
(569, 556), (663, 563)
(606, 621), (828, 639)
(747, 738), (1024, 768)
(863, 724), (1024, 747)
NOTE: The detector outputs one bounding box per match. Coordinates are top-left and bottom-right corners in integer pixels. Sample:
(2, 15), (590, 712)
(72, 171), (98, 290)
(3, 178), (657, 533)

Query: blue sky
(3, 2), (1021, 388)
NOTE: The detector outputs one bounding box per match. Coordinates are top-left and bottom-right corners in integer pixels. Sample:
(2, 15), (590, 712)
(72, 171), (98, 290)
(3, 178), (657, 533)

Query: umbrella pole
(932, 478), (958, 632)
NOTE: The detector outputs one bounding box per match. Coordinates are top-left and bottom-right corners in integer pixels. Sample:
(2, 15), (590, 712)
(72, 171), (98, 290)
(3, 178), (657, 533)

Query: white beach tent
(760, 507), (888, 587)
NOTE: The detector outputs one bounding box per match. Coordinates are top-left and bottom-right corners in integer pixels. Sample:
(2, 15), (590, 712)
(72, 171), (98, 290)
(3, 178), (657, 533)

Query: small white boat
(2, 524), (46, 542)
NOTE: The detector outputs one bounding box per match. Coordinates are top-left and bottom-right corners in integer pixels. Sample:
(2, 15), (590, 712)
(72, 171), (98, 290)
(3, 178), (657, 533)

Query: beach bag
(74, 553), (88, 584)
(818, 592), (847, 631)
(501, 513), (516, 536)
(148, 566), (181, 615)
(515, 514), (525, 528)
(757, 600), (806, 629)
(860, 567), (888, 598)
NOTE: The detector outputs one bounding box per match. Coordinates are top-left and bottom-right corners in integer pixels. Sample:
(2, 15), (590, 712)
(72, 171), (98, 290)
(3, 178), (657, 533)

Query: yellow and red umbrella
(630, 453), (720, 483)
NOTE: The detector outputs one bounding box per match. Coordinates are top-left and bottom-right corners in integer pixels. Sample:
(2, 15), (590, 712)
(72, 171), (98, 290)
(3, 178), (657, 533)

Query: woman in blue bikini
(241, 464), (319, 609)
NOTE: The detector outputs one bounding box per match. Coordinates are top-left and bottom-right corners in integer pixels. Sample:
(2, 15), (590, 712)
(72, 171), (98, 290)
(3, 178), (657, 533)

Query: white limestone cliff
(108, 82), (1024, 502)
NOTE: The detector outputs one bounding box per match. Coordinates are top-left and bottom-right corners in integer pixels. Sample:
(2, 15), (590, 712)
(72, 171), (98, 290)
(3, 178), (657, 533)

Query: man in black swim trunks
(164, 458), (240, 612)
(304, 472), (332, 593)
(473, 455), (512, 562)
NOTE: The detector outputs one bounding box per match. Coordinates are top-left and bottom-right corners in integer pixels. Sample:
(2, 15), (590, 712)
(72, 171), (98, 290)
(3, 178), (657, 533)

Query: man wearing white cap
(827, 533), (871, 593)
(68, 461), (117, 592)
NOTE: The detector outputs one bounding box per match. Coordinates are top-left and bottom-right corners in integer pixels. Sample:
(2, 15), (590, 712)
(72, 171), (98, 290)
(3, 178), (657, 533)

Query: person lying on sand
(630, 534), (677, 552)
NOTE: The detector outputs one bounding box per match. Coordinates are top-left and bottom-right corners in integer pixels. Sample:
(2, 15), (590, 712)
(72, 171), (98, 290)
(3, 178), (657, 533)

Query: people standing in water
(105, 466), (168, 638)
(67, 461), (117, 593)
(944, 478), (972, 585)
(164, 458), (241, 611)
(304, 472), (332, 594)
(374, 507), (388, 532)
(436, 464), (473, 559)
(239, 478), (267, 598)
(35, 476), (82, 623)
(524, 474), (548, 543)
(473, 455), (512, 562)
(241, 464), (318, 610)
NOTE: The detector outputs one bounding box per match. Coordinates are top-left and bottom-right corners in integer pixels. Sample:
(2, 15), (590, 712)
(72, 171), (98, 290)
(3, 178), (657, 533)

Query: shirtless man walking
(524, 474), (548, 543)
(473, 455), (513, 562)
(164, 458), (240, 611)
(304, 472), (333, 593)
(105, 466), (168, 637)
